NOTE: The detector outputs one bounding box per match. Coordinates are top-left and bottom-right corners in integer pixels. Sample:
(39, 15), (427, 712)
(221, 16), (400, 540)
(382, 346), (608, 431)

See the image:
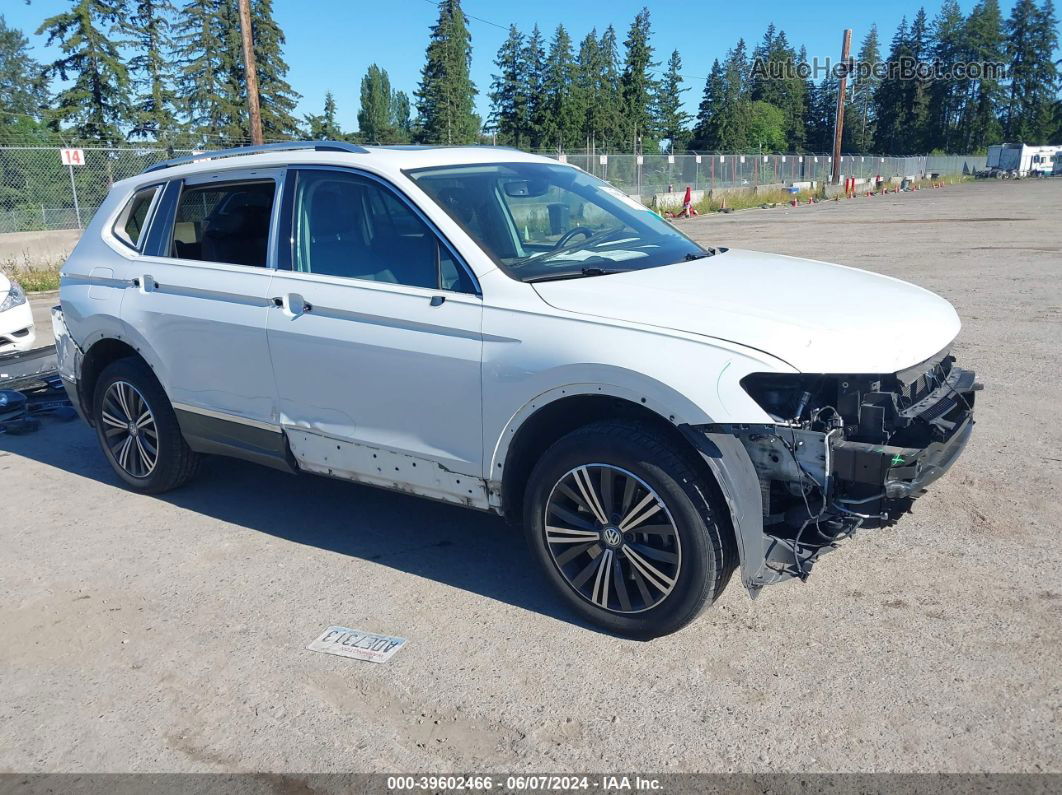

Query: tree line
(488, 1), (1060, 154)
(0, 0), (1059, 153)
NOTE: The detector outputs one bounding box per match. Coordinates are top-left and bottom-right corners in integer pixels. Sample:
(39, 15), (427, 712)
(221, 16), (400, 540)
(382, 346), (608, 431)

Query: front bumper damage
(693, 352), (980, 592)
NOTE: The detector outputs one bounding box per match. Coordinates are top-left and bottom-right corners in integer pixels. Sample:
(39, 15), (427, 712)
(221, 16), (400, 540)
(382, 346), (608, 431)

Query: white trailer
(985, 143), (1062, 177)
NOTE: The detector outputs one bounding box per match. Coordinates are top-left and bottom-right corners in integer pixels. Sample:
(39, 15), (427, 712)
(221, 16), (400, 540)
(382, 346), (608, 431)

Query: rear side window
(170, 181), (276, 267)
(113, 186), (160, 250)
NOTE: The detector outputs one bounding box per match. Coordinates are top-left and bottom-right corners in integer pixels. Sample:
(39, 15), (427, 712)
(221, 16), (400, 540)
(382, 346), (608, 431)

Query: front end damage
(698, 350), (980, 590)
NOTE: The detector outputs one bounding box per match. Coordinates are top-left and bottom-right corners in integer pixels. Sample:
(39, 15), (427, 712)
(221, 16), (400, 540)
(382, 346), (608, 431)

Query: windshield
(406, 162), (709, 282)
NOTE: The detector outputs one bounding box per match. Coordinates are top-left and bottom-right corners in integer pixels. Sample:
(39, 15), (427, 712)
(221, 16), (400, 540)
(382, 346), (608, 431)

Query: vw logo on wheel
(602, 526), (623, 547)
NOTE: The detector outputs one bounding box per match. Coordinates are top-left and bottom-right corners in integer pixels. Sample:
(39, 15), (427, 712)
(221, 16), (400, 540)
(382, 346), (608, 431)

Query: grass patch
(677, 187), (818, 216)
(1, 253), (62, 293)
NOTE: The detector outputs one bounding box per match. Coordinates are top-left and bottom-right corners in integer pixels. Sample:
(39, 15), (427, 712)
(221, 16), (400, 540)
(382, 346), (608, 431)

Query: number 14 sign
(60, 148), (85, 166)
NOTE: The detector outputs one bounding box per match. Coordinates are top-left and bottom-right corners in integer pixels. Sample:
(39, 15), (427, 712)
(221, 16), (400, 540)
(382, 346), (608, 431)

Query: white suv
(53, 142), (978, 637)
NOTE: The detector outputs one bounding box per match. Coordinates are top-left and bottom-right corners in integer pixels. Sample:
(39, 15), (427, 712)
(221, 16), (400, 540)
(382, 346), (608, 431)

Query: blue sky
(5, 0), (1057, 131)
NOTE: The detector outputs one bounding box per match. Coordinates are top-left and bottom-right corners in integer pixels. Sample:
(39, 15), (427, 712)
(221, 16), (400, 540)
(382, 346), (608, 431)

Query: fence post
(68, 163), (83, 230)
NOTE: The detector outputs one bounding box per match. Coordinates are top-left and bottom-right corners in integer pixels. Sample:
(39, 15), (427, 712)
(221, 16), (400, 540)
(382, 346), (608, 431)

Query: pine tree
(926, 1), (965, 151)
(415, 0), (478, 144)
(958, 0), (1006, 151)
(873, 17), (912, 153)
(358, 64), (394, 142)
(574, 30), (601, 151)
(251, 0), (300, 139)
(905, 8), (932, 150)
(488, 24), (527, 147)
(0, 16), (48, 126)
(619, 7), (658, 151)
(654, 49), (691, 151)
(691, 58), (725, 149)
(541, 25), (579, 151)
(174, 0), (229, 141)
(124, 0), (180, 141)
(851, 25), (881, 152)
(305, 91), (342, 140)
(37, 0), (130, 142)
(523, 25), (547, 148)
(750, 26), (806, 150)
(1004, 0), (1059, 141)
(597, 26), (622, 149)
(216, 0), (250, 142)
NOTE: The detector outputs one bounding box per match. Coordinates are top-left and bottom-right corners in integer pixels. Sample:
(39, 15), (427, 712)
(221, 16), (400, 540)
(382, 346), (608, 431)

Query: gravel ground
(1, 179), (1059, 774)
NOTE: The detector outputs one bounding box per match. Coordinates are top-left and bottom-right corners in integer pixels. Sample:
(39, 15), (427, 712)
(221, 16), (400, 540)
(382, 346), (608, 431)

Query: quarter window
(292, 170), (474, 293)
(113, 185), (160, 250)
(170, 181), (276, 267)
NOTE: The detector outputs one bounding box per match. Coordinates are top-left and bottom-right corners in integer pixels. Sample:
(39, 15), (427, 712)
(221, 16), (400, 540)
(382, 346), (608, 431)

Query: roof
(133, 141), (556, 187)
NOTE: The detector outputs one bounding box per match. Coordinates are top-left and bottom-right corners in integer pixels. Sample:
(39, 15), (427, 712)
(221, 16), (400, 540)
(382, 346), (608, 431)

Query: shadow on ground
(1, 416), (595, 630)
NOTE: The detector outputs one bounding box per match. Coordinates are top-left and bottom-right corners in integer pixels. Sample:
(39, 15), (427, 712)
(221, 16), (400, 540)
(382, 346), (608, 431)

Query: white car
(53, 142), (978, 637)
(0, 273), (36, 355)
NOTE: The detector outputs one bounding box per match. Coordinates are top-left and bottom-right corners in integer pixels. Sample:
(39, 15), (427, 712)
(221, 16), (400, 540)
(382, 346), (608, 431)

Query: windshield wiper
(684, 247), (715, 261)
(525, 267), (626, 283)
(518, 226), (628, 266)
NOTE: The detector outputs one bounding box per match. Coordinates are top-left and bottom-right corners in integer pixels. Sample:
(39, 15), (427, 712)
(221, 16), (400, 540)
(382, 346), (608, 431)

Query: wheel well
(500, 395), (730, 530)
(80, 338), (144, 419)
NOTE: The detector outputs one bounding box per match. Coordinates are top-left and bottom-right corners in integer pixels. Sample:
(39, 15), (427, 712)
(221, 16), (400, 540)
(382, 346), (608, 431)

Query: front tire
(92, 357), (199, 494)
(524, 420), (736, 639)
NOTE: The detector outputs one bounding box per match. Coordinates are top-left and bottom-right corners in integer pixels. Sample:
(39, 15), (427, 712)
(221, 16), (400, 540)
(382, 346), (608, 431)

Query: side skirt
(175, 407), (297, 474)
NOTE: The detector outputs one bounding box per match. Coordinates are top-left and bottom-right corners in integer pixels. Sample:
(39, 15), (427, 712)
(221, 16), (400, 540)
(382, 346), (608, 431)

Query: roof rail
(143, 141), (367, 174)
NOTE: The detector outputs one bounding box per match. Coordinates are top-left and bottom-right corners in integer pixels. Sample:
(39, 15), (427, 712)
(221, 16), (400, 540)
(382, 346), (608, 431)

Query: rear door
(122, 168), (283, 434)
(265, 167), (485, 503)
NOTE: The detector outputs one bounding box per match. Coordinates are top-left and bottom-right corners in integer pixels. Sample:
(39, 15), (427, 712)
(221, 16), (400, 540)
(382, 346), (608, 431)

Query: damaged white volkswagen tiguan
(53, 143), (979, 638)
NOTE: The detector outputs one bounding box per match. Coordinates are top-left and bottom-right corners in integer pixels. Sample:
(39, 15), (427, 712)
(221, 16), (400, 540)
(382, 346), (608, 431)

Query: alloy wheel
(100, 380), (159, 478)
(543, 464), (681, 614)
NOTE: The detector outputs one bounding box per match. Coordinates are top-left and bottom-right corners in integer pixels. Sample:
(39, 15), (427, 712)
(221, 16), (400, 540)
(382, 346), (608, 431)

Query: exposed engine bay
(706, 350), (980, 585)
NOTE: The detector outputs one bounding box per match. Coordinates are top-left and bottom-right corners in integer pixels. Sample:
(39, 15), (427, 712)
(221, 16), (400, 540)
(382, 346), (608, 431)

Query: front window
(407, 163), (709, 282)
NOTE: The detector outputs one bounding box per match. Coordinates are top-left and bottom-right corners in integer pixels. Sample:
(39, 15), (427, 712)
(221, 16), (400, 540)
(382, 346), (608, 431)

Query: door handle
(430, 295), (446, 307)
(273, 294), (312, 316)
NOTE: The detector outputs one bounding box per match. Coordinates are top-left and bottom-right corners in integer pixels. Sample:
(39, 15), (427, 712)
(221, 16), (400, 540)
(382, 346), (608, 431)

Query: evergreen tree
(488, 24), (527, 147)
(957, 0), (1005, 151)
(850, 24), (881, 152)
(597, 25), (622, 149)
(358, 63), (393, 142)
(574, 29), (601, 150)
(415, 0), (478, 144)
(251, 0), (300, 138)
(926, 1), (965, 151)
(216, 0), (249, 141)
(0, 16), (48, 126)
(905, 8), (932, 149)
(37, 0), (130, 142)
(873, 17), (913, 153)
(749, 26), (806, 150)
(174, 0), (232, 141)
(1004, 0), (1059, 141)
(541, 24), (580, 150)
(123, 0), (180, 140)
(805, 75), (838, 152)
(523, 25), (547, 148)
(691, 59), (728, 150)
(654, 49), (691, 151)
(619, 7), (658, 151)
(304, 91), (342, 140)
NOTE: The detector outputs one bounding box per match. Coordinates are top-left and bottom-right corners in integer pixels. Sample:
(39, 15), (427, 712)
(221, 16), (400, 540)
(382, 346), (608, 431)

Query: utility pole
(831, 28), (852, 185)
(238, 0), (264, 146)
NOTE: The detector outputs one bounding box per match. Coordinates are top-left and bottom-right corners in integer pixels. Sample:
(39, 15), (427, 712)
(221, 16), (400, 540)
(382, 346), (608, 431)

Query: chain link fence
(0, 144), (987, 235)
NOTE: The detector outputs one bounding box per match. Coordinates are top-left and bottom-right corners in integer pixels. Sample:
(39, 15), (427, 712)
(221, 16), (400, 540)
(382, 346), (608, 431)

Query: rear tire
(92, 357), (199, 494)
(523, 419), (735, 639)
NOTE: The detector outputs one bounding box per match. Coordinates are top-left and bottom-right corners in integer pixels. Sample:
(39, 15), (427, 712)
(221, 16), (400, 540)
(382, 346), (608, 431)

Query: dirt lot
(2, 180), (1059, 774)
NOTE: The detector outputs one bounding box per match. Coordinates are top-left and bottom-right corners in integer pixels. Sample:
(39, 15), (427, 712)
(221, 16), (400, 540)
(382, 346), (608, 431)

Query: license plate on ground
(306, 626), (407, 663)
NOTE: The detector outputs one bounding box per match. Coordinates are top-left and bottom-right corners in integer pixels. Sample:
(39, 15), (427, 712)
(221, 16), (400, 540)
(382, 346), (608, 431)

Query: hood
(531, 248), (961, 374)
